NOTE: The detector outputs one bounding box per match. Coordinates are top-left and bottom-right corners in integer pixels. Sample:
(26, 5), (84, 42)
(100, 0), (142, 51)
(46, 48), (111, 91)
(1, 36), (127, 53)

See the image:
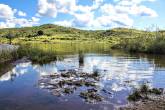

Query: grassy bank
(0, 45), (19, 63)
(112, 31), (165, 54)
(0, 44), (57, 65)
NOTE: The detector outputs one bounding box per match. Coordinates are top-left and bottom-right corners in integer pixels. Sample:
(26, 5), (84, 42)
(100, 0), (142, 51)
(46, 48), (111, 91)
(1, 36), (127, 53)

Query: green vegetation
(128, 84), (163, 101)
(17, 44), (57, 65)
(113, 30), (165, 54)
(128, 90), (142, 101)
(0, 24), (164, 55)
(0, 24), (165, 64)
(0, 42), (112, 64)
(0, 44), (57, 65)
(0, 49), (19, 63)
(37, 30), (44, 36)
(0, 24), (104, 44)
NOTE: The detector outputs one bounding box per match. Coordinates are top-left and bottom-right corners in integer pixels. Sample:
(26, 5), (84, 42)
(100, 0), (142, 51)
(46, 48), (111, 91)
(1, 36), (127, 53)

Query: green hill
(0, 24), (152, 40)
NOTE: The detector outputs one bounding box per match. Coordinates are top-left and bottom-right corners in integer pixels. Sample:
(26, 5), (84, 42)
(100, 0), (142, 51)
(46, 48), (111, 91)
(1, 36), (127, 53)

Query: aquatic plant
(128, 90), (142, 101)
(80, 89), (103, 103)
(128, 84), (163, 102)
(17, 44), (57, 65)
(0, 45), (19, 63)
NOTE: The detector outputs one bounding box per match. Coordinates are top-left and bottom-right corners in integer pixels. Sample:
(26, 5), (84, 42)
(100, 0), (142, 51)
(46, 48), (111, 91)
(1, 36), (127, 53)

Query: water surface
(0, 43), (165, 110)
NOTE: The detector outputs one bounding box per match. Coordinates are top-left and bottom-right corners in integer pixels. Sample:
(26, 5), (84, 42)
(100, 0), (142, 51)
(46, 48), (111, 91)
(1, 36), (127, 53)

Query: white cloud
(55, 0), (77, 14)
(18, 11), (27, 17)
(0, 4), (40, 28)
(0, 20), (15, 28)
(75, 0), (104, 13)
(0, 4), (14, 19)
(36, 0), (157, 29)
(38, 0), (57, 18)
(54, 20), (73, 27)
(0, 0), (158, 29)
(95, 14), (134, 27)
(37, 0), (103, 17)
(101, 2), (157, 17)
(135, 5), (158, 17)
(0, 17), (40, 28)
(115, 0), (156, 5)
(72, 12), (94, 27)
(12, 17), (39, 27)
(32, 17), (40, 22)
(115, 4), (157, 17)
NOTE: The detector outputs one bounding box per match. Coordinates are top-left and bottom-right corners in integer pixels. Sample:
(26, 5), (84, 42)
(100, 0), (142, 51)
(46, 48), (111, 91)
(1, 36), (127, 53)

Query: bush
(37, 30), (44, 36)
(140, 84), (149, 94)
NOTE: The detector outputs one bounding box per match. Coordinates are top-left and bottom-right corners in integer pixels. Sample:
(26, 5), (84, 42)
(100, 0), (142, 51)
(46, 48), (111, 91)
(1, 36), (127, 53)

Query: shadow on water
(0, 42), (165, 110)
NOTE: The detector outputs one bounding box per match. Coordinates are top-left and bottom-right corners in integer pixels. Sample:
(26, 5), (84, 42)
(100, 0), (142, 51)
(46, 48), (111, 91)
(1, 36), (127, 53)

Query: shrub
(140, 84), (149, 94)
(37, 30), (44, 36)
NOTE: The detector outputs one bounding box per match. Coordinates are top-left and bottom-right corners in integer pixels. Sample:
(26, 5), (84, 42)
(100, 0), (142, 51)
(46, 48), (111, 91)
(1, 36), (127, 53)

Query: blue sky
(0, 0), (164, 30)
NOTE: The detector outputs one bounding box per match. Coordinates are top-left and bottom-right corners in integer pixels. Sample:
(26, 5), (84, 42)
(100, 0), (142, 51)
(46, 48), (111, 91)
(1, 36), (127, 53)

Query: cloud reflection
(0, 54), (155, 92)
(0, 62), (31, 81)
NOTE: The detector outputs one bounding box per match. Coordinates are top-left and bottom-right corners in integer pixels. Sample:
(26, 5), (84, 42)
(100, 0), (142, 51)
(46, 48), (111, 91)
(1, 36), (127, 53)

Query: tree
(6, 32), (14, 44)
(37, 30), (44, 36)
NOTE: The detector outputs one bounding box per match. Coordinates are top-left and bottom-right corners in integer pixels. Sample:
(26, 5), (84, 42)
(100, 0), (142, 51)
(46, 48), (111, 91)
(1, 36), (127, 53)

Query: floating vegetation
(38, 71), (111, 103)
(128, 84), (163, 102)
(80, 89), (103, 103)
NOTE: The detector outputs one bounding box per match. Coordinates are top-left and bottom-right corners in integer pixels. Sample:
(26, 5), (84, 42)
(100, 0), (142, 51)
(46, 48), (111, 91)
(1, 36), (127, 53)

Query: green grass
(112, 31), (165, 54)
(17, 44), (57, 65)
(0, 41), (113, 64)
(0, 50), (18, 63)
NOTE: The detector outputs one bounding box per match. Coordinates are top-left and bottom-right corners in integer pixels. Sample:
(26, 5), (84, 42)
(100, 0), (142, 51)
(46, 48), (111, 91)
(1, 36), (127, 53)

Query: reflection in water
(0, 62), (31, 82)
(0, 49), (165, 110)
(79, 51), (84, 67)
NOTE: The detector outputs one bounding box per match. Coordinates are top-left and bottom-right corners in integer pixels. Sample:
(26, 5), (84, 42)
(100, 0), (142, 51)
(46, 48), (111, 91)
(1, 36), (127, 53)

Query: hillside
(0, 24), (160, 40)
(0, 24), (101, 39)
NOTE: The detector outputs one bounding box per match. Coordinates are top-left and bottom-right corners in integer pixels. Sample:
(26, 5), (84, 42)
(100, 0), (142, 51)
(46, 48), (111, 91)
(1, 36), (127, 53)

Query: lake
(0, 42), (165, 110)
